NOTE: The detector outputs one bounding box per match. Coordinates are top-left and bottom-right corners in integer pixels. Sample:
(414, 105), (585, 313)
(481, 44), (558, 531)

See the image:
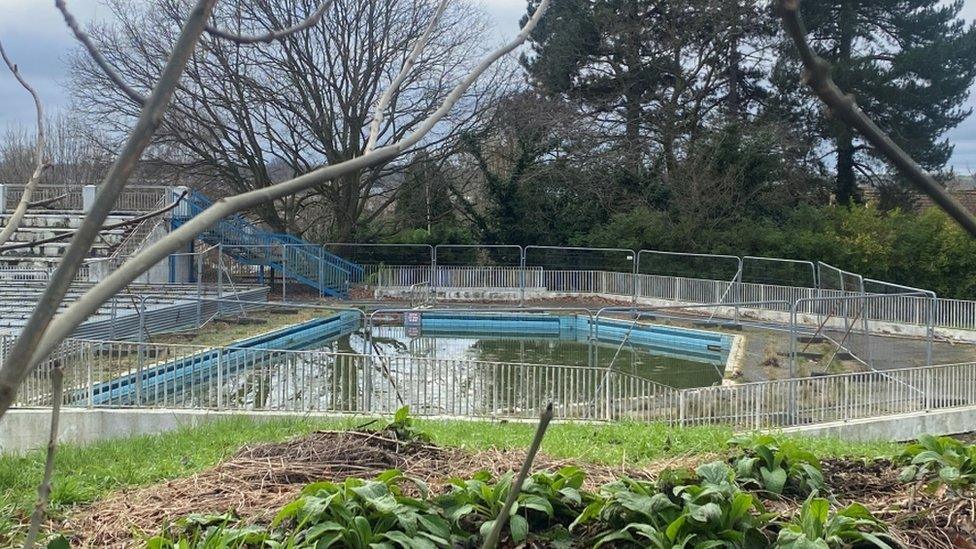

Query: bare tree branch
(22, 367), (63, 549)
(28, 193), (69, 210)
(55, 0), (147, 106)
(481, 402), (554, 549)
(205, 0), (333, 44)
(15, 0), (551, 393)
(0, 41), (51, 248)
(775, 0), (976, 237)
(365, 0), (449, 153)
(0, 0), (219, 419)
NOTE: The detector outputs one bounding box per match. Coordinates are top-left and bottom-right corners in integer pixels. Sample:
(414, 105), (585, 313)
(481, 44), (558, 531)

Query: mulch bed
(821, 459), (976, 549)
(63, 431), (975, 548)
(65, 430), (686, 547)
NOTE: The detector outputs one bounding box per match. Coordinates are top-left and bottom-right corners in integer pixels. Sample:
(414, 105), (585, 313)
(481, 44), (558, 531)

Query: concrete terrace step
(0, 213), (135, 229)
(0, 281), (270, 336)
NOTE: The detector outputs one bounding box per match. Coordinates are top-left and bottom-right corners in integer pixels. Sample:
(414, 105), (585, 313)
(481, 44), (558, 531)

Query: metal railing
(13, 337), (677, 422)
(113, 186), (170, 212)
(676, 361), (976, 430)
(13, 334), (976, 429)
(4, 185), (82, 210)
(1, 184), (171, 213)
(372, 265), (940, 328)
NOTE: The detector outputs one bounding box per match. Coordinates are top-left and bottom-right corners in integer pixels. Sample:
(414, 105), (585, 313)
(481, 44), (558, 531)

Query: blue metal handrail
(173, 190), (363, 297)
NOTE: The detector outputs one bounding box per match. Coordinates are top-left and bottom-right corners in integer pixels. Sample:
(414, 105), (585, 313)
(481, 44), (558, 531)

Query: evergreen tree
(520, 0), (772, 181)
(772, 0), (976, 204)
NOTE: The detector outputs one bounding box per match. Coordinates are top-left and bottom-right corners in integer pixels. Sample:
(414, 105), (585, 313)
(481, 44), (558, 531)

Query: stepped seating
(173, 190), (363, 297)
(0, 212), (138, 271)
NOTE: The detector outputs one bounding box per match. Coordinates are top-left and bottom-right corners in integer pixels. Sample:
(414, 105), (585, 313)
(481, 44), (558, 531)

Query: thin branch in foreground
(205, 0), (333, 44)
(55, 0), (147, 106)
(0, 0), (220, 420)
(0, 40), (51, 249)
(365, 0), (450, 153)
(481, 403), (554, 549)
(27, 193), (69, 210)
(7, 0), (551, 404)
(23, 367), (64, 549)
(774, 0), (976, 237)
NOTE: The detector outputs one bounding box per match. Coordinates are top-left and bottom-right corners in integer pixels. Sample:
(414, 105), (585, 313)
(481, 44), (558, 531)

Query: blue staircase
(172, 190), (363, 297)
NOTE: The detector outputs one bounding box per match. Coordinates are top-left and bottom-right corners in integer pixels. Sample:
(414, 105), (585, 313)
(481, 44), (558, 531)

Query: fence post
(519, 247), (526, 307)
(319, 246), (327, 297)
(842, 377), (850, 421)
(734, 258), (742, 324)
(678, 390), (686, 427)
(216, 347), (224, 410)
(430, 245), (437, 297)
(217, 243), (224, 302)
(0, 183), (5, 212)
(87, 344), (94, 408)
(196, 250), (203, 327)
(923, 368), (931, 412)
(753, 385), (761, 430)
(927, 294), (936, 367)
(82, 184), (97, 213)
(109, 297), (118, 340)
(136, 297), (146, 406)
(281, 243), (288, 301)
(630, 250), (638, 308)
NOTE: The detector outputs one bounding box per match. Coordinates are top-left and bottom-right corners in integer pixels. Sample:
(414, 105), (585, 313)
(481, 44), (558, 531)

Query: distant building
(861, 175), (976, 213)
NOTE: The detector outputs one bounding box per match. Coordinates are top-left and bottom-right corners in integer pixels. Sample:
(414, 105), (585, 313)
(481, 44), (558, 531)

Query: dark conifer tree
(772, 0), (976, 204)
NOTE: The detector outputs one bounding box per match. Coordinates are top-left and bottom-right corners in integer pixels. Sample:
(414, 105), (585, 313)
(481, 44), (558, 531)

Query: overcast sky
(3, 0), (976, 172)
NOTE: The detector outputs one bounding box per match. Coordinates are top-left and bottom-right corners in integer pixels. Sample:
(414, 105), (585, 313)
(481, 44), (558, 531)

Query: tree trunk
(834, 0), (858, 204)
(727, 27), (742, 120)
(333, 171), (361, 241)
(835, 126), (857, 204)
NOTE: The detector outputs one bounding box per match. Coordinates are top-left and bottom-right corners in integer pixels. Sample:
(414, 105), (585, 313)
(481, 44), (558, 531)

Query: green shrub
(730, 435), (825, 496)
(149, 470), (452, 548)
(774, 497), (892, 548)
(573, 462), (773, 548)
(383, 406), (432, 443)
(437, 468), (577, 545)
(897, 434), (976, 493)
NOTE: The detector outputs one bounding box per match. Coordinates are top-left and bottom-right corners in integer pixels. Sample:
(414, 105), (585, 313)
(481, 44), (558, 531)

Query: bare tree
(0, 113), (111, 190)
(0, 41), (49, 248)
(71, 0), (510, 240)
(0, 0), (550, 420)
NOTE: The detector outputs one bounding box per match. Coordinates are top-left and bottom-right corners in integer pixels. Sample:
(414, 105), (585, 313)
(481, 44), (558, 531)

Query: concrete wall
(781, 406), (976, 442)
(0, 408), (340, 455)
(4, 404), (976, 454)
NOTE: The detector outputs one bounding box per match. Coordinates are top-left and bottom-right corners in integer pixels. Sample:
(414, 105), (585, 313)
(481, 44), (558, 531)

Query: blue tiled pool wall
(80, 310), (362, 405)
(419, 312), (731, 365)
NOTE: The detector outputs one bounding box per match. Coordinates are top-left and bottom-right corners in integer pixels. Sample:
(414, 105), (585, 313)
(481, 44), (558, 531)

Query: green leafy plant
(271, 469), (450, 548)
(437, 469), (573, 545)
(897, 434), (976, 493)
(573, 462), (772, 548)
(775, 497), (892, 548)
(149, 470), (452, 548)
(145, 514), (270, 549)
(730, 435), (825, 496)
(383, 406), (432, 443)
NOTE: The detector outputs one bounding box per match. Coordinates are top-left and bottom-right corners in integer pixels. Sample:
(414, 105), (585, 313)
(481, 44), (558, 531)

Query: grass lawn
(0, 415), (900, 526)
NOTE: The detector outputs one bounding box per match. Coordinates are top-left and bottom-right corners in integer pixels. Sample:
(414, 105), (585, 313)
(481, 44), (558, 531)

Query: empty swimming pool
(76, 311), (733, 414)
